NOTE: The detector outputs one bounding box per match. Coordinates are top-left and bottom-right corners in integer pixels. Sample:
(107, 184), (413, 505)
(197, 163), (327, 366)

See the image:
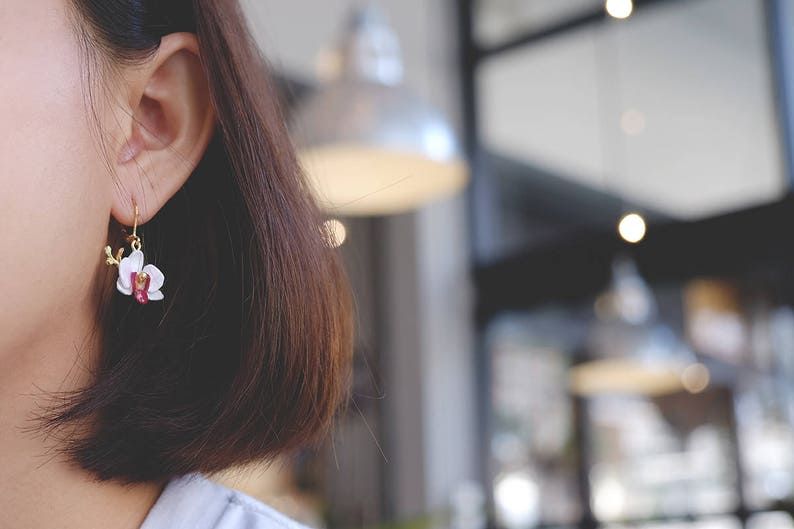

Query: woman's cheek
(0, 0), (112, 355)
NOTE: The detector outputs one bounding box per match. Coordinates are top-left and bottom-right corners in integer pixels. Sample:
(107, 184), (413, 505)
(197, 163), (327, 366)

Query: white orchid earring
(103, 202), (165, 304)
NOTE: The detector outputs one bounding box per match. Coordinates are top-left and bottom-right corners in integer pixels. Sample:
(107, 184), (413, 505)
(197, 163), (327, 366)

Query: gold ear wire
(124, 202), (142, 252)
(103, 199), (142, 267)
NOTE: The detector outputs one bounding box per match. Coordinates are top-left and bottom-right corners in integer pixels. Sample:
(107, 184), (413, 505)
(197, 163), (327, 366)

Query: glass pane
(736, 373), (794, 509)
(484, 277), (794, 527)
(587, 391), (739, 523)
(604, 516), (741, 529)
(486, 310), (587, 527)
(474, 0), (603, 47)
(478, 0), (784, 223)
(748, 511), (794, 529)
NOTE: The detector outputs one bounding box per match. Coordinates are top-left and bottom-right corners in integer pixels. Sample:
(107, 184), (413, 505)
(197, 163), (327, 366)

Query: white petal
(142, 264), (165, 292)
(148, 289), (164, 301)
(119, 250), (144, 288)
(118, 261), (131, 290)
(116, 276), (132, 295)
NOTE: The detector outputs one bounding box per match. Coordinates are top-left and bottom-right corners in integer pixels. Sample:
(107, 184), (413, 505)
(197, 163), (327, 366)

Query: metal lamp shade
(569, 257), (701, 397)
(288, 4), (468, 217)
(291, 79), (467, 216)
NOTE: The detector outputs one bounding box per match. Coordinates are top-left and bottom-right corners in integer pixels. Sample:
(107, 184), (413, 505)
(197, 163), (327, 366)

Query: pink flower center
(131, 271), (151, 304)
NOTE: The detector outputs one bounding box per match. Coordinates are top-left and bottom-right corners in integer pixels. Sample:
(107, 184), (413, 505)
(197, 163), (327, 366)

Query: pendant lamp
(569, 256), (705, 396)
(288, 4), (469, 216)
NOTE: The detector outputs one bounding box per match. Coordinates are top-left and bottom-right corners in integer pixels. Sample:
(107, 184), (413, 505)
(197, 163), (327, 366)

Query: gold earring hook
(103, 200), (141, 267)
(125, 203), (142, 252)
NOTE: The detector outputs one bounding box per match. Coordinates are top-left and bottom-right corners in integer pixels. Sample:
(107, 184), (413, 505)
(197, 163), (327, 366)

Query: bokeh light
(618, 213), (647, 244)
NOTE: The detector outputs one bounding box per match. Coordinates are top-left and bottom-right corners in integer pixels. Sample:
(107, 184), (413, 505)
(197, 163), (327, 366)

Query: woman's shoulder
(140, 471), (316, 529)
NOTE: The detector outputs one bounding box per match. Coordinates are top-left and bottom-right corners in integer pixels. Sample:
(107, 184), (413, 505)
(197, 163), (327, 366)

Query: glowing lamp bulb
(606, 0), (633, 19)
(322, 218), (347, 248)
(618, 213), (646, 243)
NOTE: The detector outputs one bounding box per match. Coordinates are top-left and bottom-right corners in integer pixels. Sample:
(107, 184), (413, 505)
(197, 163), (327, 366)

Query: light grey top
(140, 472), (315, 529)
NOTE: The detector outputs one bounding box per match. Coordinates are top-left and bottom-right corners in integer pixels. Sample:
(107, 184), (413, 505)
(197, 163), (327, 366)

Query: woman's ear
(110, 32), (215, 226)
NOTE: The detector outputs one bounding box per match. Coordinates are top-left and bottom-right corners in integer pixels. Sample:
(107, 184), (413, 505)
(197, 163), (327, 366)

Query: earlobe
(110, 32), (215, 228)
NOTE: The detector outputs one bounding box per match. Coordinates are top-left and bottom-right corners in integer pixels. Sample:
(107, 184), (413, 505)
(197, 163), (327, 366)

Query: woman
(1, 0), (355, 528)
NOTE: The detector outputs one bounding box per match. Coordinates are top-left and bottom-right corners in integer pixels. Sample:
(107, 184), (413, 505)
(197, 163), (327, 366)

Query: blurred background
(212, 1), (794, 529)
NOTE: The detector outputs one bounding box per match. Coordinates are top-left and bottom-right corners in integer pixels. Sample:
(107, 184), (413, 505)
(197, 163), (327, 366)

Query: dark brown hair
(36, 0), (355, 483)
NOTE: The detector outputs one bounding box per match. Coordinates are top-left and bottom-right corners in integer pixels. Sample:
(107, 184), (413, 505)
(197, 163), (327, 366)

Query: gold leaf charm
(104, 245), (125, 267)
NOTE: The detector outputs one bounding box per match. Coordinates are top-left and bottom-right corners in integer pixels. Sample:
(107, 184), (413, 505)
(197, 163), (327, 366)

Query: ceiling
(478, 0), (786, 220)
(241, 0), (786, 222)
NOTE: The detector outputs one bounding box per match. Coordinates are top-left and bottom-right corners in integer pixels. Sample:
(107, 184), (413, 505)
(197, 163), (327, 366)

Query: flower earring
(103, 201), (165, 304)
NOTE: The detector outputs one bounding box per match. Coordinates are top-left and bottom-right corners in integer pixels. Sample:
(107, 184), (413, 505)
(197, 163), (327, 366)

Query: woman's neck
(0, 300), (166, 529)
